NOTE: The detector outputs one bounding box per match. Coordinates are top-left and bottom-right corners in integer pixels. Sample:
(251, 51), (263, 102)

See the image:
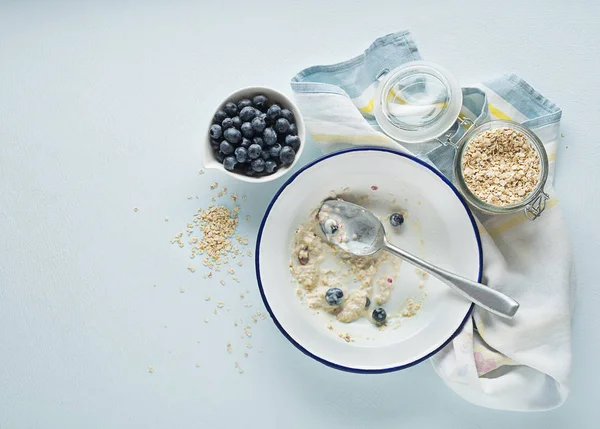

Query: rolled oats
(461, 128), (541, 206)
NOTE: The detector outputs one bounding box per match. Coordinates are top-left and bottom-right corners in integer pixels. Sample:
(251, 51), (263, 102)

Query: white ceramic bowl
(203, 86), (306, 183)
(256, 148), (481, 373)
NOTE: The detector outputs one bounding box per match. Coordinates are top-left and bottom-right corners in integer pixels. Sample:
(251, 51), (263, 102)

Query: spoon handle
(382, 239), (519, 319)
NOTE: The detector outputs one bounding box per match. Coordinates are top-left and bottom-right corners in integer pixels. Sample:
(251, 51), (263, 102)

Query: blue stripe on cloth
(291, 31), (420, 98)
(483, 74), (562, 124)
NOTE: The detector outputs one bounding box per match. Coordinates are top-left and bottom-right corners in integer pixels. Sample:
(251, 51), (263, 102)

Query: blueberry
(260, 150), (271, 161)
(215, 151), (225, 162)
(210, 139), (220, 151)
(223, 156), (236, 171)
(263, 128), (277, 146)
(214, 110), (227, 123)
(269, 143), (282, 159)
(265, 160), (277, 174)
(253, 94), (268, 111)
(241, 122), (254, 139)
(266, 104), (282, 121)
(365, 297), (371, 309)
(275, 118), (290, 134)
(289, 123), (298, 135)
(220, 140), (235, 155)
(209, 124), (222, 140)
(221, 117), (234, 129)
(372, 308), (387, 323)
(325, 288), (344, 306)
(235, 146), (248, 163)
(223, 101), (238, 117)
(279, 146), (296, 165)
(240, 138), (251, 149)
(280, 108), (294, 122)
(223, 127), (242, 145)
(252, 137), (264, 148)
(231, 116), (242, 129)
(248, 144), (262, 160)
(285, 134), (301, 152)
(237, 99), (252, 110)
(259, 112), (268, 122)
(239, 106), (258, 122)
(251, 158), (265, 173)
(390, 213), (404, 227)
(251, 116), (266, 133)
(245, 164), (256, 176)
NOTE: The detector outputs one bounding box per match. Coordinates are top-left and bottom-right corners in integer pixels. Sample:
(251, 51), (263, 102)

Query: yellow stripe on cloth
(488, 103), (512, 121)
(358, 98), (375, 114)
(311, 133), (393, 145)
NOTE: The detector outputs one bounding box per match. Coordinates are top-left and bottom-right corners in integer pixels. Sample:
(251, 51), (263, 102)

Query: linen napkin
(290, 31), (574, 411)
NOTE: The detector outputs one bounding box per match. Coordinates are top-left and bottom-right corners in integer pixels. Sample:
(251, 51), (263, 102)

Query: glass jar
(374, 62), (549, 220)
(452, 120), (549, 220)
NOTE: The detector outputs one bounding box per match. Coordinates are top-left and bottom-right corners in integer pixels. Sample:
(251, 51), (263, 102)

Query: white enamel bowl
(256, 148), (481, 373)
(203, 86), (306, 183)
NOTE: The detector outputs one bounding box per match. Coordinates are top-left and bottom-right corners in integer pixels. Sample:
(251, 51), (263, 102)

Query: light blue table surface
(1, 1), (599, 428)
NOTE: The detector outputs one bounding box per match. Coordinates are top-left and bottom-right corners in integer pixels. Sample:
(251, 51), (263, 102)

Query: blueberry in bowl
(203, 87), (305, 183)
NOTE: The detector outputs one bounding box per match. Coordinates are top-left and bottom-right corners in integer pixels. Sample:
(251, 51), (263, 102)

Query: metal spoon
(318, 199), (519, 319)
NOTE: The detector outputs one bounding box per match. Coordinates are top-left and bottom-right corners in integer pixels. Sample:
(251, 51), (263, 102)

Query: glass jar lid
(374, 61), (463, 144)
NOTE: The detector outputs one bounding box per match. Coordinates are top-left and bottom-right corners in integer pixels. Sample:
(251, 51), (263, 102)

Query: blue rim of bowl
(255, 147), (480, 374)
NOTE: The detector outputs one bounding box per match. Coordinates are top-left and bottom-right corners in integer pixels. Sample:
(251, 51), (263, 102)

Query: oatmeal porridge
(289, 194), (425, 328)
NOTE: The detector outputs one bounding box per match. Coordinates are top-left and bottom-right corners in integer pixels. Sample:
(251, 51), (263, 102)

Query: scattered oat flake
(217, 301), (225, 308)
(220, 280), (226, 286)
(245, 215), (251, 221)
(237, 260), (243, 266)
(134, 207), (139, 212)
(234, 321), (238, 327)
(164, 217), (169, 222)
(245, 329), (252, 337)
(210, 182), (218, 190)
(247, 250), (252, 257)
(338, 332), (354, 342)
(204, 318), (209, 323)
(187, 265), (196, 273)
(227, 268), (235, 274)
(148, 365), (155, 373)
(242, 195), (247, 201)
(240, 294), (245, 299)
(244, 303), (252, 308)
(232, 276), (240, 283)
(199, 169), (205, 174)
(187, 195), (193, 200)
(244, 352), (248, 357)
(238, 367), (244, 374)
(246, 343), (252, 348)
(234, 361), (239, 368)
(179, 286), (186, 293)
(195, 363), (200, 368)
(205, 296), (211, 301)
(227, 343), (232, 353)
